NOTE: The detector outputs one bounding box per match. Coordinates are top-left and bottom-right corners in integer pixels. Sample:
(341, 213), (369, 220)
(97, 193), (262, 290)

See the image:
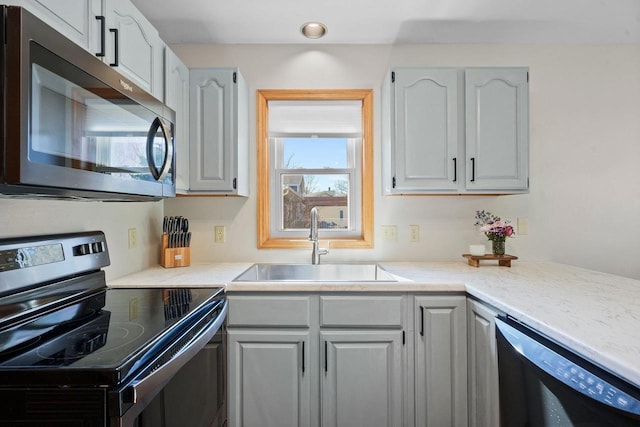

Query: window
(257, 90), (373, 249)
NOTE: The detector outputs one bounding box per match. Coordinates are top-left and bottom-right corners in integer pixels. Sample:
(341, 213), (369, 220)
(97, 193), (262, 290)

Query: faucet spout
(309, 207), (329, 264)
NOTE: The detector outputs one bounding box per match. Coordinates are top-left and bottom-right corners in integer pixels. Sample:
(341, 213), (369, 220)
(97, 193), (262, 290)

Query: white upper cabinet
(189, 68), (249, 196)
(465, 68), (529, 192)
(383, 68), (461, 193)
(383, 67), (529, 195)
(165, 47), (190, 193)
(14, 0), (165, 100)
(104, 0), (165, 99)
(13, 0), (104, 54)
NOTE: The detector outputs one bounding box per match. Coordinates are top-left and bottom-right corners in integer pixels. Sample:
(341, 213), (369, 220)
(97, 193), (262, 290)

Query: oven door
(496, 317), (640, 426)
(2, 6), (175, 200)
(113, 301), (227, 427)
(136, 320), (227, 427)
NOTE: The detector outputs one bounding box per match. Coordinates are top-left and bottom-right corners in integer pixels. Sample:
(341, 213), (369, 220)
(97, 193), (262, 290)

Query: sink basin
(232, 263), (397, 282)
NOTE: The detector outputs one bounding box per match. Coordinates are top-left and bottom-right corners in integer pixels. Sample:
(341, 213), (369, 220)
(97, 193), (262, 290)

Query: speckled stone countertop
(108, 261), (640, 388)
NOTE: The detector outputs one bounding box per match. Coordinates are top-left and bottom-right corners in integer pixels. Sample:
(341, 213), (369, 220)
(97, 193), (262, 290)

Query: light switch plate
(128, 228), (137, 249)
(517, 217), (529, 235)
(409, 225), (420, 242)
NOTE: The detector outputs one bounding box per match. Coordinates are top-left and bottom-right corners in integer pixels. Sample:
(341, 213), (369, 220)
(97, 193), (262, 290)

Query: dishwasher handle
(496, 317), (640, 417)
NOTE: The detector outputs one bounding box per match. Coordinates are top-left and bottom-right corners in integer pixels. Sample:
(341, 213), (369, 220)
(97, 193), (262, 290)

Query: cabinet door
(320, 330), (403, 427)
(392, 68), (461, 192)
(228, 330), (311, 427)
(165, 47), (190, 193)
(15, 0), (103, 53)
(465, 68), (529, 192)
(415, 296), (467, 427)
(189, 68), (238, 193)
(105, 0), (164, 99)
(467, 299), (499, 427)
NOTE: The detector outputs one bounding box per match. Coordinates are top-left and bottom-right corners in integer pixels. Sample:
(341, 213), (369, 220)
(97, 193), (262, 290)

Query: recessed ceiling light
(300, 22), (327, 39)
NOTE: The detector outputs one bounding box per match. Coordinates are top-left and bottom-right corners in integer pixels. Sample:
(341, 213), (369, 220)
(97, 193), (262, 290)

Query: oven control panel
(0, 231), (110, 295)
(0, 243), (64, 272)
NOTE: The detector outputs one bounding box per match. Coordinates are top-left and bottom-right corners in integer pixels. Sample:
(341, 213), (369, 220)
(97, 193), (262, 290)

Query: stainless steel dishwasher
(496, 316), (640, 426)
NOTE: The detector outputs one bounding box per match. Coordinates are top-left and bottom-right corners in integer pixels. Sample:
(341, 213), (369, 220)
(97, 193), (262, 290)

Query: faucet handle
(319, 240), (330, 256)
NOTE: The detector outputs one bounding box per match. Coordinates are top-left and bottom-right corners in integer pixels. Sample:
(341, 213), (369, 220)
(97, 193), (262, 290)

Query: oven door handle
(127, 301), (227, 405)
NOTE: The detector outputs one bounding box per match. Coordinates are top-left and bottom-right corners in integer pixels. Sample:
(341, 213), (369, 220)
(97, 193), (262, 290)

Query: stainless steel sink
(232, 263), (397, 282)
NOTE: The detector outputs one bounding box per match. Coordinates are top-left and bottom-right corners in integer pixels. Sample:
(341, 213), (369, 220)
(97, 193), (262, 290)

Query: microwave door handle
(159, 119), (174, 181)
(146, 117), (173, 181)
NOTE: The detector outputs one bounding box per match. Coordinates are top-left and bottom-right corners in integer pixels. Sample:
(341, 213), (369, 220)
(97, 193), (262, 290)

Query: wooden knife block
(161, 234), (191, 268)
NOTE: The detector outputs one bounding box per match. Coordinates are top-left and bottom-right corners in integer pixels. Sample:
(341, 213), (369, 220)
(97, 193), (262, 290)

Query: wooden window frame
(257, 89), (373, 249)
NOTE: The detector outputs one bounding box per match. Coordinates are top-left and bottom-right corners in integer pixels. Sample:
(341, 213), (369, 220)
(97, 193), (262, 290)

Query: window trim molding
(257, 89), (374, 249)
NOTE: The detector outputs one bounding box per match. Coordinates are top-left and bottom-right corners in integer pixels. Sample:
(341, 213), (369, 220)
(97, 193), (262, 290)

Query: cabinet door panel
(165, 48), (190, 193)
(320, 295), (403, 328)
(228, 295), (311, 327)
(467, 299), (499, 427)
(394, 68), (459, 192)
(189, 69), (235, 192)
(465, 68), (528, 191)
(415, 296), (467, 427)
(106, 0), (164, 98)
(228, 330), (311, 427)
(321, 331), (403, 427)
(17, 0), (97, 51)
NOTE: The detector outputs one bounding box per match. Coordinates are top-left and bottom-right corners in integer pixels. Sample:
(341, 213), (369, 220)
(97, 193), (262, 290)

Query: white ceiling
(130, 0), (640, 45)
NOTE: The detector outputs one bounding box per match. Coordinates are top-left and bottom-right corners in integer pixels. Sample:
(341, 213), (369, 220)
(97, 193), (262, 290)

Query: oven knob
(73, 244), (92, 256)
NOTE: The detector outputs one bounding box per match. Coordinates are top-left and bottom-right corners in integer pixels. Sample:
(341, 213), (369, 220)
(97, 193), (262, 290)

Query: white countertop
(108, 261), (640, 388)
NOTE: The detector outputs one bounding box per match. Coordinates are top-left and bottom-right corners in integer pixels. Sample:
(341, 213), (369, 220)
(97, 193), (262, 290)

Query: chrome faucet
(309, 207), (329, 264)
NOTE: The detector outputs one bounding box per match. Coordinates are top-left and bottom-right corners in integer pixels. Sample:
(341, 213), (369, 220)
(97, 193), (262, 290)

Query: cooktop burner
(0, 286), (225, 386)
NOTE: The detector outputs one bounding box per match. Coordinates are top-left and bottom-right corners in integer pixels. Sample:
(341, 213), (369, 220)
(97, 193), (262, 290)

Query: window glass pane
(282, 173), (349, 230)
(282, 138), (348, 169)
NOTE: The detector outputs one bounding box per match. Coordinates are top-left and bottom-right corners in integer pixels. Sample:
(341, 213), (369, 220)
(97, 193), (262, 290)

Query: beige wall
(0, 199), (163, 280)
(164, 43), (640, 279)
(2, 44), (639, 280)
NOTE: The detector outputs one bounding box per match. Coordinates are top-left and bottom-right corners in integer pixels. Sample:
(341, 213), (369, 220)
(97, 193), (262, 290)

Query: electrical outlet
(409, 225), (420, 242)
(517, 217), (529, 235)
(381, 225), (397, 242)
(214, 226), (226, 243)
(128, 228), (137, 249)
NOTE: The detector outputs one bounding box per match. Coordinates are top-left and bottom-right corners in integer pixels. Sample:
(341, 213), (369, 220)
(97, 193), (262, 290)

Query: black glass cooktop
(0, 286), (224, 387)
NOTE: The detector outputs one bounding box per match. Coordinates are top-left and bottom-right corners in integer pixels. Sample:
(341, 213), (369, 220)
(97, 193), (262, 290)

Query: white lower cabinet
(228, 330), (312, 427)
(467, 299), (500, 427)
(414, 295), (468, 427)
(228, 293), (474, 427)
(321, 330), (404, 427)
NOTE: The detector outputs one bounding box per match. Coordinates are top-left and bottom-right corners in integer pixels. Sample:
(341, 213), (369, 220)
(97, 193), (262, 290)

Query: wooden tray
(462, 253), (518, 268)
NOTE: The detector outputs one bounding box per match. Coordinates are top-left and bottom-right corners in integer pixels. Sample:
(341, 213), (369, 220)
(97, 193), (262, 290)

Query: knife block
(160, 234), (191, 268)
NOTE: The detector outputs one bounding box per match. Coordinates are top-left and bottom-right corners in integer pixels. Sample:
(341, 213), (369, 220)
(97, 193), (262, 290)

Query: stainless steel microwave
(0, 6), (175, 201)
